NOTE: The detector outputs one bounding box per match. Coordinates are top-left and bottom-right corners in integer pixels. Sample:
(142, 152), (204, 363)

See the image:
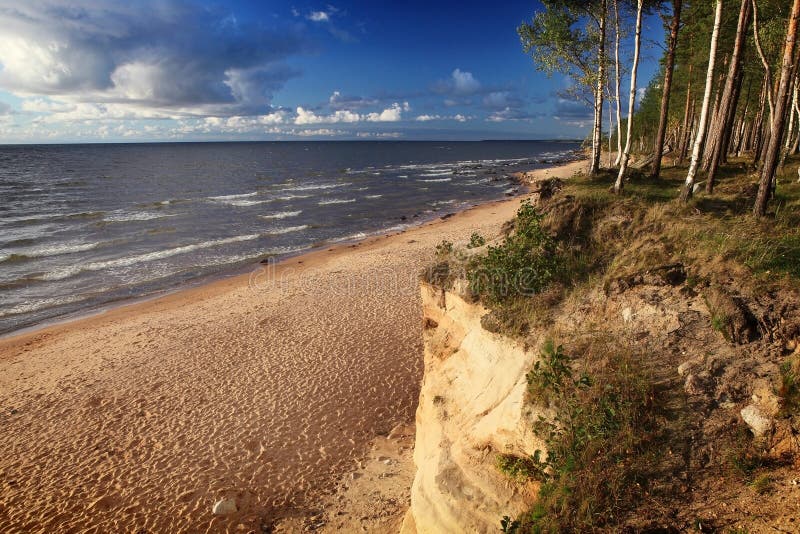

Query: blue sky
(0, 0), (665, 143)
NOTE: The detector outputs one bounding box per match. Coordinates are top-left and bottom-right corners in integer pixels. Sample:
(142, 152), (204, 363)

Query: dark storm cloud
(0, 0), (311, 115)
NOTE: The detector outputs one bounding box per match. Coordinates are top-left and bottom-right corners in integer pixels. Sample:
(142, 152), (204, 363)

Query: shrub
(467, 232), (486, 248)
(467, 200), (560, 305)
(504, 339), (659, 532)
(496, 453), (544, 482)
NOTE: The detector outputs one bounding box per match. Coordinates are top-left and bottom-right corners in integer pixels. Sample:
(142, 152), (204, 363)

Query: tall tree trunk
(703, 58), (728, 172)
(678, 63), (694, 164)
(792, 73), (800, 154)
(652, 0), (683, 179)
(753, 76), (768, 161)
(707, 0), (752, 193)
(681, 0), (723, 202)
(720, 68), (745, 161)
(780, 70), (798, 167)
(590, 0), (608, 176)
(752, 0), (775, 126)
(613, 0), (623, 166)
(754, 0), (800, 217)
(607, 83), (615, 167)
(613, 0), (644, 194)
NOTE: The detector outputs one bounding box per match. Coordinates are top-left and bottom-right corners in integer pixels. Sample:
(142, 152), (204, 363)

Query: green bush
(467, 232), (486, 248)
(504, 340), (658, 532)
(467, 200), (560, 305)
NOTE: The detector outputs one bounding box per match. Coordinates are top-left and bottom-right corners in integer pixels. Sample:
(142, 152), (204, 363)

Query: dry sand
(0, 159), (586, 533)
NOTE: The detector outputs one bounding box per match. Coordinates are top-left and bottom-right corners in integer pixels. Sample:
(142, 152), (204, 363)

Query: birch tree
(681, 0), (724, 202)
(613, 0), (645, 194)
(613, 0), (624, 166)
(518, 1), (608, 176)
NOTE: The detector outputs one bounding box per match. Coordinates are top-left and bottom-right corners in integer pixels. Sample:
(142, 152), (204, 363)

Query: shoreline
(0, 199), (495, 343)
(0, 157), (586, 532)
(0, 155), (580, 344)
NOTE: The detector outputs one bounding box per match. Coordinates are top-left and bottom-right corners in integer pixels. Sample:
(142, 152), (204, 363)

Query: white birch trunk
(613, 0), (644, 193)
(682, 0), (723, 200)
(613, 0), (623, 166)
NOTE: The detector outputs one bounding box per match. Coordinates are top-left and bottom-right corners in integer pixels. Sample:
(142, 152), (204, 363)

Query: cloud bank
(0, 0), (308, 117)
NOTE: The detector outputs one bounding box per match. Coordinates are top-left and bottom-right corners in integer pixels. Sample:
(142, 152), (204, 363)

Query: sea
(0, 140), (580, 335)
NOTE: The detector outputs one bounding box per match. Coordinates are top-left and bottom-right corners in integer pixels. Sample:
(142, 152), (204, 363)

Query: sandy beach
(0, 159), (585, 533)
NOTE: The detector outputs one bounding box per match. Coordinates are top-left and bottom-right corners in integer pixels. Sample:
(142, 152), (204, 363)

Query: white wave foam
(40, 234), (260, 281)
(328, 232), (368, 243)
(318, 198), (356, 205)
(275, 194), (311, 201)
(218, 199), (272, 207)
(268, 225), (309, 235)
(417, 178), (452, 183)
(364, 194), (383, 199)
(0, 294), (87, 318)
(24, 241), (102, 258)
(105, 210), (176, 222)
(259, 210), (302, 220)
(419, 170), (453, 177)
(208, 192), (258, 201)
(279, 182), (351, 192)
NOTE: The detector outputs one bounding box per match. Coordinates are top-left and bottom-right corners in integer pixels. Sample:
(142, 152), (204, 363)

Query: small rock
(622, 307), (634, 323)
(684, 374), (708, 396)
(212, 498), (237, 515)
(741, 404), (773, 438)
(376, 455), (389, 462)
(677, 361), (693, 377)
(382, 459), (393, 465)
(350, 472), (361, 480)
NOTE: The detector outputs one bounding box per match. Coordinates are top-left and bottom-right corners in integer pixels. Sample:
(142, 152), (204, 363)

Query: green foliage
(467, 232), (486, 249)
(435, 240), (454, 257)
(496, 453), (544, 482)
(508, 340), (658, 532)
(467, 200), (561, 305)
(527, 340), (590, 404)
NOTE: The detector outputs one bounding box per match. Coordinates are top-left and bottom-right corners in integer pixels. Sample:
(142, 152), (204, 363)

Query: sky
(0, 0), (666, 143)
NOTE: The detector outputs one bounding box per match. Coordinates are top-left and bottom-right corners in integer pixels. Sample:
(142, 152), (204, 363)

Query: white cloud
(451, 69), (480, 94)
(356, 131), (403, 138)
(366, 102), (409, 122)
(295, 102), (408, 125)
(0, 0), (307, 119)
(308, 11), (330, 22)
(294, 106), (361, 125)
(415, 113), (470, 122)
(294, 128), (341, 136)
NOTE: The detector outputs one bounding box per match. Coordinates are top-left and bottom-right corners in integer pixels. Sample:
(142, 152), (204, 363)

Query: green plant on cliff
(505, 339), (659, 532)
(467, 200), (561, 305)
(467, 232), (486, 249)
